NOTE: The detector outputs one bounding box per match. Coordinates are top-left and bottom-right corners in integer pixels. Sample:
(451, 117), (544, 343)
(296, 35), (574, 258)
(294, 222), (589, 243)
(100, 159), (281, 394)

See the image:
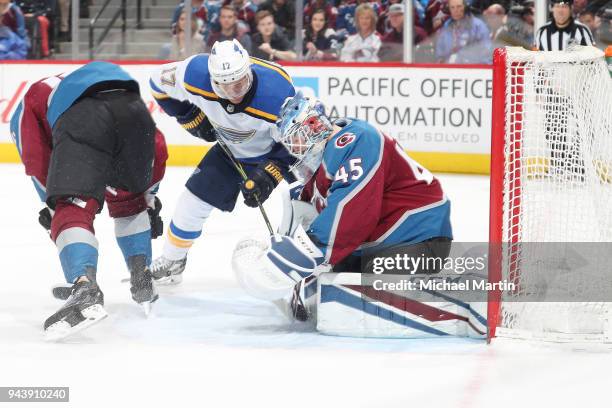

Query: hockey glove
(38, 207), (53, 232)
(148, 196), (164, 239)
(241, 161), (283, 208)
(176, 105), (217, 142)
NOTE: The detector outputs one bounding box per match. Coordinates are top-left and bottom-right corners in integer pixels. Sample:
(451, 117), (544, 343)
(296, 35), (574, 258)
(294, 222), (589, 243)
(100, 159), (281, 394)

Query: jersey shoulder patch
(183, 55), (218, 101)
(324, 120), (383, 174)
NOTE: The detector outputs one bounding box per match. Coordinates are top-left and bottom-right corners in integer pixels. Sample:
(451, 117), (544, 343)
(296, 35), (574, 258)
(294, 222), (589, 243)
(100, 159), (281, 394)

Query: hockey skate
(128, 255), (158, 316)
(150, 255), (186, 285)
(44, 268), (108, 341)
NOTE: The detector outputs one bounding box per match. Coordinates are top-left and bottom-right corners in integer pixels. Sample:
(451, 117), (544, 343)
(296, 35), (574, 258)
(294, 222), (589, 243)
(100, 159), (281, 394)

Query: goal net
(488, 46), (612, 343)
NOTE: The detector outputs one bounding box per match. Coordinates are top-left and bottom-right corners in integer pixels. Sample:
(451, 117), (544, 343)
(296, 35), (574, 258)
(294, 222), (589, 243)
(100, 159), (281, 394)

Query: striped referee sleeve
(574, 22), (594, 46)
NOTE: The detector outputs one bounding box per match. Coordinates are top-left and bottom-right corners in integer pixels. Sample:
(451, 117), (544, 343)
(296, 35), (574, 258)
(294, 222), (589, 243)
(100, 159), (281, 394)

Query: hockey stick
(214, 135), (276, 237)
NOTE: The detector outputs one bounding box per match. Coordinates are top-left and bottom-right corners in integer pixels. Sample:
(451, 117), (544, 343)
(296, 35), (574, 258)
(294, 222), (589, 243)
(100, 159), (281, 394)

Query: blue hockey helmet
(277, 92), (333, 181)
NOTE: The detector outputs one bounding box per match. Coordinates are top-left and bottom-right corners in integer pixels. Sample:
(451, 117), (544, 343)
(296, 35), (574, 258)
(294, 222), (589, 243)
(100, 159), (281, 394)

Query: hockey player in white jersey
(149, 39), (295, 283)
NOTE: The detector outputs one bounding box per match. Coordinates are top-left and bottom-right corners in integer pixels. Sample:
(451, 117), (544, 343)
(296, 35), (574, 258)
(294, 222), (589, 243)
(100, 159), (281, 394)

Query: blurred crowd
(159, 0), (612, 63)
(1, 0), (611, 61)
(0, 0), (92, 59)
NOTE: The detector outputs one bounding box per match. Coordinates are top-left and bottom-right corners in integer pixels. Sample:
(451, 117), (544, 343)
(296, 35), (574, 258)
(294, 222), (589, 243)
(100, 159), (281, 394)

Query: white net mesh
(496, 46), (612, 343)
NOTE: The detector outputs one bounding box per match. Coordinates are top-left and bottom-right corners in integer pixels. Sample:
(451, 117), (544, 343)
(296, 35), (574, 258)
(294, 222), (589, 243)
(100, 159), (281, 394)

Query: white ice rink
(1, 164), (610, 408)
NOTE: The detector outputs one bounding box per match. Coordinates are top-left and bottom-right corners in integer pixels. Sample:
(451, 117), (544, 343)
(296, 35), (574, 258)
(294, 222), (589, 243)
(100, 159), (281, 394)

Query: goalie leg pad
(316, 273), (487, 338)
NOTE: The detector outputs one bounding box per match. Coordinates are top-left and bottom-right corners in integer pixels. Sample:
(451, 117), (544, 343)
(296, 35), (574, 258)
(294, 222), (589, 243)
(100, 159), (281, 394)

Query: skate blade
(140, 300), (154, 317)
(154, 273), (183, 286)
(44, 305), (108, 341)
(139, 292), (159, 317)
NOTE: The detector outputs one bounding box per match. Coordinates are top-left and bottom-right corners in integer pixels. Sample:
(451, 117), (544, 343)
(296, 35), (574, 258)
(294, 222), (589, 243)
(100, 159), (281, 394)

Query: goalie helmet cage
(487, 46), (612, 344)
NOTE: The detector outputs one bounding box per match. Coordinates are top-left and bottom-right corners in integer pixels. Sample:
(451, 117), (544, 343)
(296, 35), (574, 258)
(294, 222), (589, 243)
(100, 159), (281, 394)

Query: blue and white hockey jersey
(150, 55), (295, 160)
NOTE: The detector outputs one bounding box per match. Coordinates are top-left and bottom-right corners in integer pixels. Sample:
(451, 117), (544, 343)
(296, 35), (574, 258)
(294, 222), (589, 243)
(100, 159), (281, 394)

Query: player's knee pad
(51, 197), (100, 242)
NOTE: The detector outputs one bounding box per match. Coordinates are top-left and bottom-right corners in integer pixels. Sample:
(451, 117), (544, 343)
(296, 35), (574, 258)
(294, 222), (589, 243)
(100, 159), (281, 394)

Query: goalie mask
(277, 92), (333, 182)
(208, 39), (253, 101)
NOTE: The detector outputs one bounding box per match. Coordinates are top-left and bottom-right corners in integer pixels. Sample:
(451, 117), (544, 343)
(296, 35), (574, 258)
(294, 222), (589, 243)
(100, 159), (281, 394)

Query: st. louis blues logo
(334, 133), (356, 149)
(210, 119), (256, 144)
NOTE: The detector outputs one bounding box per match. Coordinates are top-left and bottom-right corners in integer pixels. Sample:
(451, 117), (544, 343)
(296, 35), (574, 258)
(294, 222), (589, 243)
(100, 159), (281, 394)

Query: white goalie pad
(232, 227), (322, 301)
(316, 273), (487, 339)
(232, 236), (295, 301)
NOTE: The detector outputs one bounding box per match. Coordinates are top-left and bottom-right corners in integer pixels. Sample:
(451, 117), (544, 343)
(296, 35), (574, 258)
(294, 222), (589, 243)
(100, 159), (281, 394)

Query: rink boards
(0, 61), (492, 174)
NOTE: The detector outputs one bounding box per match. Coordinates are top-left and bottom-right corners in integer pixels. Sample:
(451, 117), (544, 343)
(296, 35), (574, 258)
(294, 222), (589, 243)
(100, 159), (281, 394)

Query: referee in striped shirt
(535, 0), (594, 51)
(536, 0), (593, 179)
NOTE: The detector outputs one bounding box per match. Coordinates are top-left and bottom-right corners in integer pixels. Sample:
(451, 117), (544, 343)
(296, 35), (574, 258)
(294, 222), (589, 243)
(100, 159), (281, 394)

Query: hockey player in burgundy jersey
(10, 62), (168, 340)
(232, 92), (453, 322)
(289, 107), (452, 271)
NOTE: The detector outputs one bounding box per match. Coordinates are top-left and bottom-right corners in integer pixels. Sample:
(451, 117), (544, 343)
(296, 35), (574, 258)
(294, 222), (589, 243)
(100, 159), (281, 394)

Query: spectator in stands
(434, 0), (492, 63)
(425, 0), (449, 34)
(494, 1), (534, 49)
(56, 0), (70, 41)
(205, 0), (223, 33)
(572, 0), (587, 16)
(224, 0), (257, 33)
(258, 0), (295, 40)
(377, 0), (426, 35)
(206, 4), (252, 52)
(379, 3), (427, 61)
(160, 10), (206, 60)
(251, 9), (296, 60)
(337, 0), (381, 35)
(0, 18), (27, 59)
(470, 0), (511, 15)
(304, 0), (337, 28)
(172, 0), (207, 36)
(597, 9), (611, 47)
(578, 9), (600, 39)
(16, 0), (51, 57)
(340, 3), (381, 62)
(303, 8), (338, 60)
(482, 3), (505, 40)
(0, 0), (29, 44)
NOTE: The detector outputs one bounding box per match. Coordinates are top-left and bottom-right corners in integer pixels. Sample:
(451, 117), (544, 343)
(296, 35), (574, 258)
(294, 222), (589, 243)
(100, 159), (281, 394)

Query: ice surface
(1, 164), (610, 408)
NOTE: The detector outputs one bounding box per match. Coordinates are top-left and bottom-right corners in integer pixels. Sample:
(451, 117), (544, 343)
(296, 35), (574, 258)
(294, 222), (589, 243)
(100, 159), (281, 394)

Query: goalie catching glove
(240, 161), (283, 207)
(176, 105), (217, 142)
(232, 224), (325, 300)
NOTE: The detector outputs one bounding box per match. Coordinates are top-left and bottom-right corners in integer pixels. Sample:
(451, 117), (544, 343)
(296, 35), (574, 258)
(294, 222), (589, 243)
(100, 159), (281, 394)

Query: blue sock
(115, 211), (152, 267)
(56, 228), (99, 283)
